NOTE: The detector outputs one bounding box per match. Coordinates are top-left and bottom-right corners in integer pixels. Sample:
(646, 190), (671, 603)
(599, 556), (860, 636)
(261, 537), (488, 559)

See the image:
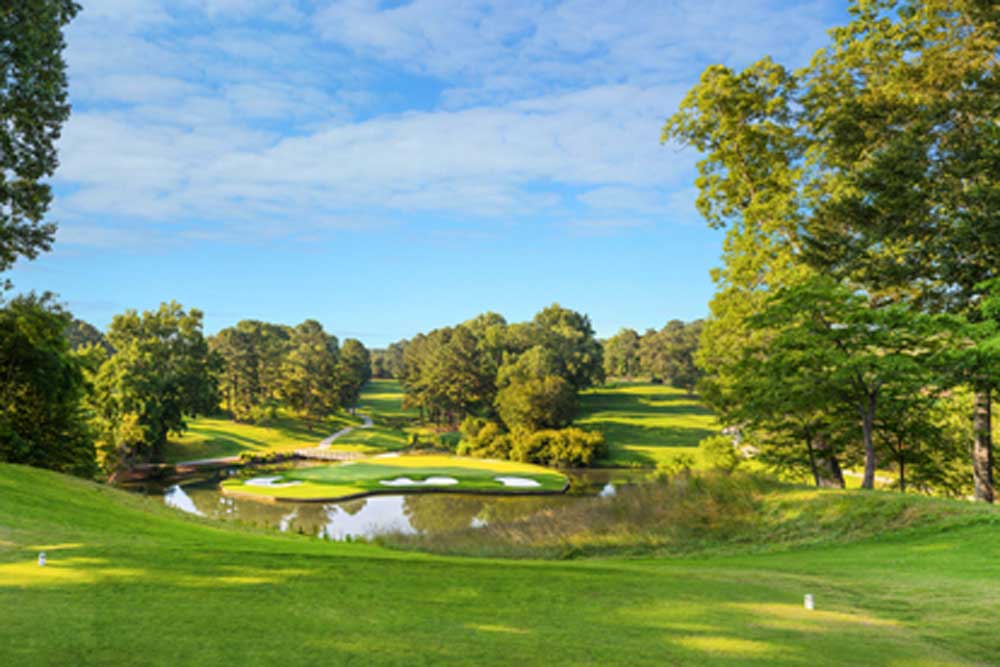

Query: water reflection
(144, 467), (649, 541)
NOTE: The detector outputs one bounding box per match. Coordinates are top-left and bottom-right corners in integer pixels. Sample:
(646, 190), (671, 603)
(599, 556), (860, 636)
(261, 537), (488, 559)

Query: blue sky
(9, 0), (847, 347)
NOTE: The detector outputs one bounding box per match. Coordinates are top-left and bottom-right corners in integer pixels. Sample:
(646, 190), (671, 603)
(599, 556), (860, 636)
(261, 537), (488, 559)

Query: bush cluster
(457, 417), (606, 467)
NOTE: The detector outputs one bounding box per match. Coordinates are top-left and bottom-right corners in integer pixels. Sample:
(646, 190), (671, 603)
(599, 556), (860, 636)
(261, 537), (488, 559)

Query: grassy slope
(576, 382), (719, 467)
(165, 412), (361, 462)
(3, 463), (999, 666)
(166, 381), (416, 462)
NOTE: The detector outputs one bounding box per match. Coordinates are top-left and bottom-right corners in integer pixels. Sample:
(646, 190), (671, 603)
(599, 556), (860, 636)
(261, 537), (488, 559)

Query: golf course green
(221, 454), (568, 501)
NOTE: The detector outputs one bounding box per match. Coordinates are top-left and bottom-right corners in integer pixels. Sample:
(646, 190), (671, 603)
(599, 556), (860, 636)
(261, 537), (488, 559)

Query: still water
(134, 469), (644, 541)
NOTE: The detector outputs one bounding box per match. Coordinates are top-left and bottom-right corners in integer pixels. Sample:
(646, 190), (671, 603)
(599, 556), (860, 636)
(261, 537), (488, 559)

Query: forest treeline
(664, 0), (999, 499)
(2, 293), (704, 474)
(0, 297), (373, 473)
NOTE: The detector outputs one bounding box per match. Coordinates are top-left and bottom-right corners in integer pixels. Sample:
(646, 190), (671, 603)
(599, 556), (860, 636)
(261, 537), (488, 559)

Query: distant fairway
(165, 382), (422, 462)
(165, 412), (362, 463)
(357, 378), (419, 419)
(576, 382), (719, 467)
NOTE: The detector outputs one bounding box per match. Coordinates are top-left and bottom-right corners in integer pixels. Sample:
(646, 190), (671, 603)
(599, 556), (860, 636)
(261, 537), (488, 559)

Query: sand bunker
(379, 476), (459, 487)
(494, 476), (542, 488)
(244, 476), (302, 488)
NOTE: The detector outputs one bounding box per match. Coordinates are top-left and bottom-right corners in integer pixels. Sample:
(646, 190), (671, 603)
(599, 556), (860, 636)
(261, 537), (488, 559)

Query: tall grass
(377, 472), (995, 559)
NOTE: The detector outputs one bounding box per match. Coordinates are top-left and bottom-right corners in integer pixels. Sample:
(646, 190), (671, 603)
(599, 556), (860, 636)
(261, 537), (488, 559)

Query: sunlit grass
(166, 412), (361, 462)
(221, 454), (568, 501)
(575, 382), (719, 466)
(357, 379), (419, 419)
(2, 464), (998, 666)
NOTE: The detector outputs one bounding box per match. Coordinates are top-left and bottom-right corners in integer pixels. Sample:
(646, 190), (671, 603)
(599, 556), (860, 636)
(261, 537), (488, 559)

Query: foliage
(602, 327), (642, 378)
(638, 320), (704, 392)
(0, 293), (95, 475)
(458, 417), (606, 467)
(0, 0), (79, 283)
(210, 320), (290, 422)
(337, 338), (372, 406)
(698, 435), (741, 473)
(664, 0), (1000, 497)
(89, 302), (217, 468)
(278, 320), (341, 424)
(400, 304), (603, 430)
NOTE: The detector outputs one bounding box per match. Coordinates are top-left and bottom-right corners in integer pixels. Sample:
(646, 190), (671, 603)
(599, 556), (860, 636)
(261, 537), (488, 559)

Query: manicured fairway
(357, 379), (419, 419)
(166, 382), (414, 463)
(165, 412), (361, 462)
(575, 383), (719, 467)
(2, 464), (999, 666)
(222, 454), (568, 501)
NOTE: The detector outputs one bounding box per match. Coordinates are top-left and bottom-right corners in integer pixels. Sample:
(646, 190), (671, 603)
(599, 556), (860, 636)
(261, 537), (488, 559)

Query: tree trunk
(898, 440), (906, 494)
(972, 387), (994, 503)
(812, 432), (845, 489)
(861, 394), (877, 490)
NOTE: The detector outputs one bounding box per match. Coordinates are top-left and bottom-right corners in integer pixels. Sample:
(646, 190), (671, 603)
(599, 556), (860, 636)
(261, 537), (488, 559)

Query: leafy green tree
(90, 302), (217, 468)
(795, 0), (1000, 501)
(664, 57), (812, 451)
(495, 375), (576, 432)
(603, 328), (641, 378)
(337, 338), (372, 407)
(495, 347), (576, 431)
(210, 320), (292, 422)
(64, 317), (112, 353)
(279, 320), (341, 426)
(529, 304), (604, 390)
(638, 320), (704, 392)
(0, 1), (79, 283)
(0, 293), (95, 475)
(748, 278), (950, 489)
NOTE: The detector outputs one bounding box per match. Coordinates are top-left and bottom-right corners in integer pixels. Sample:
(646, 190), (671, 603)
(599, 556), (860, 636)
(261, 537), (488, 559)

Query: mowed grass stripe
(575, 382), (719, 467)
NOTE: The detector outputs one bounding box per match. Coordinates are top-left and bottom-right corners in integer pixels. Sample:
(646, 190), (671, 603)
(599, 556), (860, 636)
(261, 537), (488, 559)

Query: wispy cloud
(52, 0), (842, 246)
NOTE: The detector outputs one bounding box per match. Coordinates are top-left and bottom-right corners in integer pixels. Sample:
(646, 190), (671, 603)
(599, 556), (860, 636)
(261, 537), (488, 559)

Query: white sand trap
(244, 476), (302, 488)
(494, 476), (542, 488)
(379, 476), (459, 487)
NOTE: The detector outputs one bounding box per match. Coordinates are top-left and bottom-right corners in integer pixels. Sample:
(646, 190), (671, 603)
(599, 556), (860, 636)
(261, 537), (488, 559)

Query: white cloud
(52, 0), (842, 244)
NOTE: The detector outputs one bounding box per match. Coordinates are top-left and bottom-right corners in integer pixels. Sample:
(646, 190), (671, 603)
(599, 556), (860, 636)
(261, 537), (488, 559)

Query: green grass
(165, 381), (419, 462)
(575, 382), (719, 467)
(165, 412), (361, 463)
(357, 379), (419, 419)
(222, 454), (568, 500)
(3, 463), (1000, 666)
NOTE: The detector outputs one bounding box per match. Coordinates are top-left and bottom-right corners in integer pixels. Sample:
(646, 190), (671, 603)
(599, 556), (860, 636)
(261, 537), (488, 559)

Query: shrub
(698, 434), (742, 473)
(459, 416), (605, 467)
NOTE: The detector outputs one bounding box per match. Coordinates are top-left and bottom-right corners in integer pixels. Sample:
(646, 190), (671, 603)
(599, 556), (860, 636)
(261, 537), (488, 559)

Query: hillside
(2, 464), (999, 666)
(575, 382), (719, 466)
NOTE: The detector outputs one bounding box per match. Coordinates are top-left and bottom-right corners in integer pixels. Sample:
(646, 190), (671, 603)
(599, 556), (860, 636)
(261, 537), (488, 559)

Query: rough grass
(221, 454), (568, 500)
(2, 463), (999, 666)
(575, 382), (719, 467)
(379, 472), (997, 559)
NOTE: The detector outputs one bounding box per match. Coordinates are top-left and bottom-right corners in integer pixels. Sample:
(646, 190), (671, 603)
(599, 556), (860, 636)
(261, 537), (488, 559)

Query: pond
(127, 468), (647, 541)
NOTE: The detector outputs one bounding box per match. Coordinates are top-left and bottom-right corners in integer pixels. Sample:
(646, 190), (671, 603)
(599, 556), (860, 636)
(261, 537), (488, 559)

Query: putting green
(221, 454), (569, 502)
